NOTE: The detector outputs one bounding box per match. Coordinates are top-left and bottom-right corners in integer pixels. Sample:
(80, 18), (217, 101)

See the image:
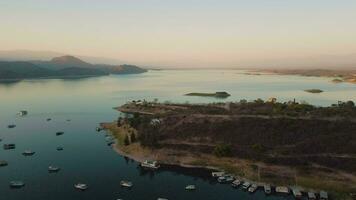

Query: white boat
(120, 180), (133, 188)
(141, 160), (160, 169)
(17, 110), (28, 116)
(10, 181), (25, 188)
(22, 150), (35, 156)
(231, 179), (241, 187)
(308, 192), (316, 200)
(292, 188), (303, 198)
(48, 166), (60, 172)
(242, 182), (251, 190)
(185, 185), (196, 190)
(248, 184), (258, 193)
(320, 191), (328, 200)
(264, 184), (272, 194)
(211, 171), (225, 177)
(275, 186), (289, 194)
(74, 183), (88, 190)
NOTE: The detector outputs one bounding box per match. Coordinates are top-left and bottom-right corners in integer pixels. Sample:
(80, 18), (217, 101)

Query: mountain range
(0, 55), (147, 80)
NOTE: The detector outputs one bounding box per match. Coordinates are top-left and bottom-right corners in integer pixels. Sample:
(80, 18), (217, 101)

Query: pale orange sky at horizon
(1, 0), (356, 68)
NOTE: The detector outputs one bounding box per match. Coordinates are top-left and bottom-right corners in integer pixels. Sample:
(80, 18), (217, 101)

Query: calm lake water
(0, 70), (355, 200)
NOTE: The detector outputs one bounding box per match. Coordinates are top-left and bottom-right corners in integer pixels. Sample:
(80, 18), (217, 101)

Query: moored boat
(140, 160), (160, 169)
(231, 179), (241, 187)
(264, 184), (272, 194)
(57, 146), (64, 151)
(292, 188), (303, 199)
(17, 110), (28, 116)
(211, 171), (225, 177)
(3, 144), (16, 150)
(10, 181), (25, 188)
(248, 184), (258, 193)
(308, 192), (316, 200)
(74, 183), (88, 191)
(8, 124), (16, 128)
(56, 131), (64, 136)
(46, 118), (52, 121)
(22, 150), (35, 156)
(185, 185), (196, 190)
(275, 186), (289, 194)
(320, 191), (328, 200)
(120, 180), (133, 188)
(242, 182), (251, 190)
(0, 160), (8, 167)
(48, 166), (61, 173)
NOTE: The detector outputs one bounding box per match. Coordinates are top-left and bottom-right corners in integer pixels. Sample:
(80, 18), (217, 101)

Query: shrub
(213, 144), (232, 157)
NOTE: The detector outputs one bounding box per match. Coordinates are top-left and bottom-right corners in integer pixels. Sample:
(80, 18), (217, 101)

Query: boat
(275, 186), (289, 194)
(8, 124), (16, 128)
(56, 131), (64, 136)
(320, 191), (328, 200)
(10, 181), (25, 188)
(48, 166), (61, 173)
(140, 160), (160, 169)
(46, 118), (52, 121)
(231, 179), (241, 187)
(292, 188), (303, 199)
(17, 110), (28, 116)
(242, 182), (251, 190)
(157, 198), (168, 200)
(3, 144), (16, 150)
(185, 185), (196, 190)
(248, 184), (258, 193)
(96, 127), (102, 132)
(74, 183), (88, 191)
(211, 171), (225, 177)
(308, 192), (316, 200)
(22, 150), (35, 156)
(120, 180), (133, 188)
(107, 141), (114, 146)
(217, 176), (226, 183)
(217, 175), (234, 183)
(0, 160), (8, 167)
(264, 184), (272, 194)
(57, 146), (64, 151)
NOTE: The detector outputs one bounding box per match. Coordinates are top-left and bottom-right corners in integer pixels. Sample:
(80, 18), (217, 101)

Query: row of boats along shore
(2, 110), (329, 200)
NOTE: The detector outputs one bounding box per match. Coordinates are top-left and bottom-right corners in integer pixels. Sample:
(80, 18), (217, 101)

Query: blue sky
(1, 0), (356, 67)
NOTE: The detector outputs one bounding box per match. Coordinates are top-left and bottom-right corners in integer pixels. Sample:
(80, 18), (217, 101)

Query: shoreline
(100, 121), (356, 199)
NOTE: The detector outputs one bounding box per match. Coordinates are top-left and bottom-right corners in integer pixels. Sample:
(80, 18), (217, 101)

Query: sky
(1, 0), (356, 68)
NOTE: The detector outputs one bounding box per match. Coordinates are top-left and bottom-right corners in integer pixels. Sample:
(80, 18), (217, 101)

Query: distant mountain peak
(50, 55), (91, 66)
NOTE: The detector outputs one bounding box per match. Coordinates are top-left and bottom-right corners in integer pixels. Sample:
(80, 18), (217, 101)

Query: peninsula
(101, 99), (356, 199)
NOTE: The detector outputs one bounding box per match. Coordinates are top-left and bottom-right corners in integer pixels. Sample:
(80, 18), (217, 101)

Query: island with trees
(101, 99), (356, 199)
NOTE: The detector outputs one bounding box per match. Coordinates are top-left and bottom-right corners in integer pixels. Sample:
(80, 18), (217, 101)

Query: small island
(185, 91), (231, 98)
(304, 89), (324, 93)
(332, 78), (343, 83)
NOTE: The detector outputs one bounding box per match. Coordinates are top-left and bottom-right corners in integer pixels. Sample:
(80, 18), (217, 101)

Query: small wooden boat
(3, 144), (16, 150)
(8, 124), (16, 128)
(57, 146), (64, 151)
(22, 150), (35, 156)
(48, 166), (60, 173)
(56, 131), (64, 136)
(10, 181), (25, 188)
(264, 184), (272, 194)
(74, 183), (88, 191)
(141, 160), (160, 170)
(46, 118), (52, 121)
(120, 180), (133, 188)
(248, 184), (258, 193)
(0, 160), (8, 167)
(185, 185), (196, 190)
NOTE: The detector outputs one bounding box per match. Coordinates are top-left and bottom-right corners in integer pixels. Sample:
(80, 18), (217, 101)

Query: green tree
(213, 144), (232, 157)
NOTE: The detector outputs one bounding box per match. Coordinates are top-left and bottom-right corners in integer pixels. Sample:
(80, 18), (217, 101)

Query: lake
(0, 70), (355, 200)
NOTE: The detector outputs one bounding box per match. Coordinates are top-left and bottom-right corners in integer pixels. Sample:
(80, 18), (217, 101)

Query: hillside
(0, 55), (147, 80)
